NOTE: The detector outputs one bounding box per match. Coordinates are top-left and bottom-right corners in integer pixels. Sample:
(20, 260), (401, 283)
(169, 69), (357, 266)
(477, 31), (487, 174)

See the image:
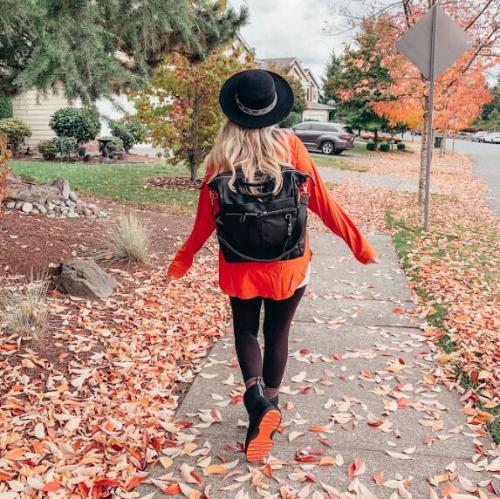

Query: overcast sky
(229, 0), (357, 83)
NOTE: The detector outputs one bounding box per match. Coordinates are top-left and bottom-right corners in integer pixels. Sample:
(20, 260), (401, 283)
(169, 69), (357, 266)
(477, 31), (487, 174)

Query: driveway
(444, 139), (499, 214)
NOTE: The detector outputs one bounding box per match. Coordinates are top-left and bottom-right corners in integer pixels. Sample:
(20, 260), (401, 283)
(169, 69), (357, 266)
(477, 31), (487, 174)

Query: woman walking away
(166, 69), (379, 463)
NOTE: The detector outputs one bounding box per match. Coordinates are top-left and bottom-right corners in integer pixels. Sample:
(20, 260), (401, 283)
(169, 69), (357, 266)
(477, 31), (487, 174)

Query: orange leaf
(309, 425), (328, 433)
(263, 463), (273, 478)
(441, 483), (459, 497)
(0, 471), (12, 481)
(125, 475), (146, 490)
(348, 458), (366, 477)
(203, 464), (227, 475)
(43, 482), (62, 492)
(165, 483), (182, 495)
(319, 456), (336, 466)
(2, 447), (25, 460)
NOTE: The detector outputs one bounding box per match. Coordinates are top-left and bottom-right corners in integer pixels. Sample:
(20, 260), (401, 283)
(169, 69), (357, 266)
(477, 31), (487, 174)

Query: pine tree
(0, 0), (248, 103)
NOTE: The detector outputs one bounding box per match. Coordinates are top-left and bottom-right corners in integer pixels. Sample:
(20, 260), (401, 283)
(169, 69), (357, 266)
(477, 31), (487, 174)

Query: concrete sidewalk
(137, 232), (495, 498)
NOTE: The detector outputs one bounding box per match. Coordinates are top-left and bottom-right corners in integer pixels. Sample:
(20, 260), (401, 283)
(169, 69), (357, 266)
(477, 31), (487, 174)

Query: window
(310, 123), (329, 131)
(295, 123), (310, 131)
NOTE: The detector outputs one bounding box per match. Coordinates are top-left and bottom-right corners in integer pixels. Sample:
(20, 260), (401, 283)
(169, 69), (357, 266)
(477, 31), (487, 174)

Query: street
(451, 139), (499, 214)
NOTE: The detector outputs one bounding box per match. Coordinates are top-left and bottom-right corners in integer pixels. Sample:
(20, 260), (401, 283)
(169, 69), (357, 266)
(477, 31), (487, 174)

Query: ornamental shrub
(379, 142), (390, 152)
(53, 137), (78, 159)
(0, 97), (13, 119)
(397, 142), (406, 151)
(279, 112), (302, 129)
(109, 116), (144, 152)
(0, 118), (32, 153)
(38, 137), (78, 160)
(49, 107), (101, 143)
(366, 141), (375, 151)
(37, 139), (58, 160)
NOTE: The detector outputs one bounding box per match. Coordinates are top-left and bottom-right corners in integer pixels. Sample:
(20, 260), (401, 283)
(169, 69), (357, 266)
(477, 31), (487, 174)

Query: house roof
(256, 57), (297, 69)
(236, 33), (252, 53)
(304, 68), (321, 90)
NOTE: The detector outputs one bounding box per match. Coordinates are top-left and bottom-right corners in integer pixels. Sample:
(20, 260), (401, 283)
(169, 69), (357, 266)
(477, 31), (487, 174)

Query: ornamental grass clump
(112, 214), (150, 263)
(0, 274), (49, 338)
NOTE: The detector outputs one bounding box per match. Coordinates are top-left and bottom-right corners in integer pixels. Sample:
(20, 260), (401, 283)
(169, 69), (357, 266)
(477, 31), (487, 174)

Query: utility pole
(423, 0), (437, 231)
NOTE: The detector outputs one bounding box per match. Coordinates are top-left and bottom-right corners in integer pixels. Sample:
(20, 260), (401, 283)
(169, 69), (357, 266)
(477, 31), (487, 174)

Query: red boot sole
(245, 409), (281, 463)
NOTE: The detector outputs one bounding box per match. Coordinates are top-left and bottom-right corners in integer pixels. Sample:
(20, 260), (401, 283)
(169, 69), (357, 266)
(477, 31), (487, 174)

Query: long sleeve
(166, 182), (216, 278)
(290, 135), (377, 264)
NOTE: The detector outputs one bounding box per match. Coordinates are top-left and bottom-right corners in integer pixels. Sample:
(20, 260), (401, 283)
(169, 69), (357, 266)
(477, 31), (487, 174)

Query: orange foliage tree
(336, 1), (497, 202)
(135, 47), (254, 180)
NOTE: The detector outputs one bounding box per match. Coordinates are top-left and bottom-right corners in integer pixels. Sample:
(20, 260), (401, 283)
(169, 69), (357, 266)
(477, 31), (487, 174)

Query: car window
(343, 126), (354, 135)
(310, 123), (329, 131)
(295, 123), (310, 131)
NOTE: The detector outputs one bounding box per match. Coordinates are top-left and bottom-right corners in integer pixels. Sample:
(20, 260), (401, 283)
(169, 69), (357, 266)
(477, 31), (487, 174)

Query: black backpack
(207, 166), (310, 263)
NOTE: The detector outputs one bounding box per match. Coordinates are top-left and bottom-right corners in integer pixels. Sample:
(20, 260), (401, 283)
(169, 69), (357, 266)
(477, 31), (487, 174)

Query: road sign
(396, 5), (470, 230)
(397, 5), (471, 80)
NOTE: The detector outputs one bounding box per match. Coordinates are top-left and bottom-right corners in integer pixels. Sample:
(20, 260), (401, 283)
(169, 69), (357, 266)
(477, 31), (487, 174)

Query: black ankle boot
(243, 378), (281, 462)
(268, 394), (279, 408)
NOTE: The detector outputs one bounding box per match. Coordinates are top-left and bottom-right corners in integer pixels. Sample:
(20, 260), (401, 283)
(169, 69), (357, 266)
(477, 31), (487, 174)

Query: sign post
(396, 5), (470, 230)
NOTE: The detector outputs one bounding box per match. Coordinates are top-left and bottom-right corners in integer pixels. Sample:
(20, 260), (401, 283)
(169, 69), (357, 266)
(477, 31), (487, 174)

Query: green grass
(311, 153), (368, 172)
(9, 160), (199, 210)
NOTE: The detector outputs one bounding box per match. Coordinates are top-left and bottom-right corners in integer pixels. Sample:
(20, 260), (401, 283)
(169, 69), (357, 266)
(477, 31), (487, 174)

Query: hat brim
(219, 70), (294, 129)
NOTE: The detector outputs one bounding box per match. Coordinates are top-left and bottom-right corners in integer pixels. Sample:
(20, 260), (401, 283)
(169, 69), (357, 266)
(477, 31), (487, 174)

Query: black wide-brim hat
(219, 69), (294, 129)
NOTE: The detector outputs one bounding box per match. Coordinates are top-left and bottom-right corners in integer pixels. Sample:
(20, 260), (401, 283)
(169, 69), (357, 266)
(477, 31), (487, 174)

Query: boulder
(56, 259), (117, 299)
(7, 177), (70, 205)
(21, 202), (33, 213)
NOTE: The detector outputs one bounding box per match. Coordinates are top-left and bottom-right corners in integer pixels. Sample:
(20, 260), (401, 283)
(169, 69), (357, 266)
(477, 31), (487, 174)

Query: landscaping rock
(56, 259), (117, 299)
(4, 175), (109, 220)
(21, 202), (33, 214)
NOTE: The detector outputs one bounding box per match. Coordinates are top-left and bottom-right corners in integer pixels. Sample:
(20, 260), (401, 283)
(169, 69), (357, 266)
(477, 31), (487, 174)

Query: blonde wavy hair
(206, 120), (291, 194)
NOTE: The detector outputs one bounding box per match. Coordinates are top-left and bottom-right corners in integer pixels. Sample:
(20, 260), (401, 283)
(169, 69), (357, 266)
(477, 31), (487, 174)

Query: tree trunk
(440, 127), (448, 156)
(190, 88), (202, 181)
(373, 129), (379, 150)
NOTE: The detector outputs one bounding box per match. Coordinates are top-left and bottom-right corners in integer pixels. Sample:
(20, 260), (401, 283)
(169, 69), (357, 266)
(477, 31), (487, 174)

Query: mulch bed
(0, 196), (201, 379)
(145, 175), (202, 190)
(0, 199), (195, 277)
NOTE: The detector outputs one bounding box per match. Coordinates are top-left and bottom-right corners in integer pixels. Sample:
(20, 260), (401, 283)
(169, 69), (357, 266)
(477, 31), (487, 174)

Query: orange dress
(167, 134), (377, 300)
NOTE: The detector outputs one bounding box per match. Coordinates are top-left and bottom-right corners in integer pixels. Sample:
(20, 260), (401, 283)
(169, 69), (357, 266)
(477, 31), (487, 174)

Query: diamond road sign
(396, 5), (471, 80)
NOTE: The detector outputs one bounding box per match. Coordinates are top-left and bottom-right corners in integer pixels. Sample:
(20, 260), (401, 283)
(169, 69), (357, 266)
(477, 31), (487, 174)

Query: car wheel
(321, 141), (335, 155)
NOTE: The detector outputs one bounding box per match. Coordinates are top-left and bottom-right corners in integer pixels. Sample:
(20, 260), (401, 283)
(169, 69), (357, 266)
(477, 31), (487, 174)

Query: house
(256, 57), (332, 121)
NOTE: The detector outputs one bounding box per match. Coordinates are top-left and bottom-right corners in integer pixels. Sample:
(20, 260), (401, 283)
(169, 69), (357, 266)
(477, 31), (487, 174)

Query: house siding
(12, 89), (80, 148)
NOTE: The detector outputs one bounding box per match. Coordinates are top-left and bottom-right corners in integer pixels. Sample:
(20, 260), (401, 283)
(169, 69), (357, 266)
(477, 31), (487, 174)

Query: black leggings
(229, 286), (306, 388)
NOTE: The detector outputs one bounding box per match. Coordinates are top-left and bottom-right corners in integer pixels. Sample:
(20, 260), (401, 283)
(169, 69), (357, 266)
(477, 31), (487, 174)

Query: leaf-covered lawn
(9, 160), (199, 209)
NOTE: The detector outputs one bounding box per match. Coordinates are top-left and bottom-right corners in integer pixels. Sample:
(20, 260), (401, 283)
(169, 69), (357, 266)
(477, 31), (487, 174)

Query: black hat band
(235, 92), (278, 116)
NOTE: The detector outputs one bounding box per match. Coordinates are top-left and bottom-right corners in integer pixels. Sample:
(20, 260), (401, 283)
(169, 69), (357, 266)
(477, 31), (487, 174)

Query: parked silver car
(472, 131), (489, 142)
(292, 122), (355, 155)
(484, 132), (500, 144)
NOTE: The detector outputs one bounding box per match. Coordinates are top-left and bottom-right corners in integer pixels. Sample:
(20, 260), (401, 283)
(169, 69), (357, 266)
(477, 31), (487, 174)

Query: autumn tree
(135, 48), (254, 180)
(0, 0), (248, 103)
(326, 0), (497, 202)
(324, 21), (393, 146)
